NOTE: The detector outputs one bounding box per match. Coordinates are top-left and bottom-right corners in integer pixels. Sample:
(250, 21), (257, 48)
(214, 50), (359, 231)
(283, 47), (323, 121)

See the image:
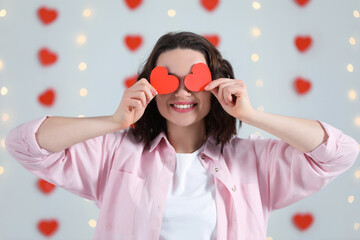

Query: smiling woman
(5, 31), (359, 240)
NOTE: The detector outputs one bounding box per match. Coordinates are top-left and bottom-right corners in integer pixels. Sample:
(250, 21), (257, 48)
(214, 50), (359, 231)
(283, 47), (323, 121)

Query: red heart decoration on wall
(37, 6), (58, 25)
(201, 0), (219, 11)
(150, 67), (179, 94)
(125, 0), (142, 10)
(292, 213), (314, 231)
(295, 0), (311, 7)
(37, 179), (56, 194)
(124, 75), (138, 88)
(38, 88), (56, 107)
(38, 219), (59, 237)
(38, 48), (58, 66)
(204, 34), (220, 48)
(295, 36), (312, 52)
(294, 77), (311, 95)
(184, 63), (212, 91)
(125, 35), (143, 51)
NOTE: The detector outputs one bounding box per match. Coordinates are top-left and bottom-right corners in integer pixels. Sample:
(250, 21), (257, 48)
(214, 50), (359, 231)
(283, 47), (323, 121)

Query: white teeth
(173, 104), (194, 109)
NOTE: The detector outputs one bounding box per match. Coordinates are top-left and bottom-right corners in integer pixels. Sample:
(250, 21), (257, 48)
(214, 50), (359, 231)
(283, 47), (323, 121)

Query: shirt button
(232, 185), (237, 192)
(215, 168), (219, 172)
(200, 154), (206, 160)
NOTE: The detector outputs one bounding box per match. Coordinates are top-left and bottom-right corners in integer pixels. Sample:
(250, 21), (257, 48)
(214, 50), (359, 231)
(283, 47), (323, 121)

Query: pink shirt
(5, 116), (359, 240)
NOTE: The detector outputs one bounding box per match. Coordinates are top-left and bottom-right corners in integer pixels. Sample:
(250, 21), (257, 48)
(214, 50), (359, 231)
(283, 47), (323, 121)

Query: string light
(83, 9), (92, 17)
(347, 64), (354, 72)
(78, 62), (87, 71)
(355, 170), (360, 179)
(79, 88), (88, 96)
(0, 166), (4, 175)
(77, 34), (87, 45)
(349, 37), (356, 45)
(251, 27), (261, 37)
(0, 59), (3, 70)
(354, 222), (360, 231)
(168, 9), (176, 17)
(348, 195), (355, 204)
(2, 113), (9, 122)
(1, 87), (8, 96)
(0, 9), (6, 18)
(252, 1), (261, 10)
(78, 115), (85, 118)
(251, 53), (260, 62)
(88, 219), (97, 228)
(355, 116), (360, 126)
(266, 237), (273, 240)
(256, 79), (264, 87)
(354, 10), (360, 18)
(1, 139), (5, 149)
(348, 90), (357, 100)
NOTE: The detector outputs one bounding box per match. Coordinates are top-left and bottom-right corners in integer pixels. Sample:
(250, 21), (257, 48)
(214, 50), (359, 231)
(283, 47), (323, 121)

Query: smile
(170, 103), (197, 113)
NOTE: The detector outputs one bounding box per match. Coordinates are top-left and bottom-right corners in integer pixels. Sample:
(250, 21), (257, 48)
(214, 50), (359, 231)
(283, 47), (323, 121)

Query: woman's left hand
(205, 78), (254, 121)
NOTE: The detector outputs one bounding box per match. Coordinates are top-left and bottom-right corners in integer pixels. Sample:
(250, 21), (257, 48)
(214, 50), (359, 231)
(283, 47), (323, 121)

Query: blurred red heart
(38, 48), (58, 66)
(125, 35), (143, 51)
(294, 77), (311, 95)
(295, 0), (311, 7)
(125, 0), (142, 10)
(295, 36), (312, 52)
(124, 75), (138, 88)
(184, 63), (212, 91)
(201, 0), (219, 11)
(38, 219), (59, 237)
(150, 66), (179, 94)
(38, 88), (56, 107)
(37, 179), (56, 194)
(37, 6), (58, 25)
(292, 213), (314, 231)
(204, 34), (220, 47)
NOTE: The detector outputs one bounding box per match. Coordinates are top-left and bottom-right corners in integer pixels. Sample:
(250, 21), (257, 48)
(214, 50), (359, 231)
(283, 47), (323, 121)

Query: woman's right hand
(112, 78), (158, 129)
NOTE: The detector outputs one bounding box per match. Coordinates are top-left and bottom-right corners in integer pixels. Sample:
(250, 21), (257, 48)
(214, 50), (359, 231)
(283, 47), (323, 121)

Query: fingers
(205, 78), (246, 106)
(126, 78), (158, 107)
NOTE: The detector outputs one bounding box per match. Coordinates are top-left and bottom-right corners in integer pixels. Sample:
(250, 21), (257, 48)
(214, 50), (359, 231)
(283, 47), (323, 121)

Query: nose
(174, 79), (191, 97)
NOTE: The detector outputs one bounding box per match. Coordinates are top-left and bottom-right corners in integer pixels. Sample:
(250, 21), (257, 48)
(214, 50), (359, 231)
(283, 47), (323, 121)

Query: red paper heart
(184, 63), (212, 91)
(38, 48), (58, 66)
(201, 0), (219, 11)
(204, 34), (220, 48)
(125, 35), (143, 51)
(37, 179), (56, 194)
(124, 75), (138, 88)
(294, 77), (311, 95)
(38, 219), (59, 237)
(292, 213), (314, 231)
(38, 88), (56, 107)
(295, 0), (311, 7)
(125, 0), (142, 10)
(150, 67), (179, 94)
(295, 36), (312, 52)
(37, 6), (58, 25)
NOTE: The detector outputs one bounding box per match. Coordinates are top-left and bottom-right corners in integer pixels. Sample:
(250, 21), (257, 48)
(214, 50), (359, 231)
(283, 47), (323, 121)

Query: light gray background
(0, 0), (359, 239)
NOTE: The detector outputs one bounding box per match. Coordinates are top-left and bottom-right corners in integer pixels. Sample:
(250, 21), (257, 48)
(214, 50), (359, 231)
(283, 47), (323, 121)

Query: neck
(167, 120), (206, 153)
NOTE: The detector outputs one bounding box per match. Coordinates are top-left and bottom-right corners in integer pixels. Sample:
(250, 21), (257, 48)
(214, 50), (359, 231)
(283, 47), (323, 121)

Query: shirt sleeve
(5, 116), (126, 206)
(251, 120), (359, 211)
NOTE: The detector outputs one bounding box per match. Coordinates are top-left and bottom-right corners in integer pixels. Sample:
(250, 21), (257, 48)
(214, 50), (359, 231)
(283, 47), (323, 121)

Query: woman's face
(155, 48), (212, 129)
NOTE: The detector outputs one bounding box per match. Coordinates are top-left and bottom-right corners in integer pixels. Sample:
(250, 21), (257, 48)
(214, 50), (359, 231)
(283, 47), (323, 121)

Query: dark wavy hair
(131, 31), (240, 147)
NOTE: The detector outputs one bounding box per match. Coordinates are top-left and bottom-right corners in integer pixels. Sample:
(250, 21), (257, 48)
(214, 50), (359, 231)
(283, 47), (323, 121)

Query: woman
(6, 32), (359, 239)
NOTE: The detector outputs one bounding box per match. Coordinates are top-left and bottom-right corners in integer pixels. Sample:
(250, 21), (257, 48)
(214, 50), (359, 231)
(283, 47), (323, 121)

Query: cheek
(155, 96), (167, 113)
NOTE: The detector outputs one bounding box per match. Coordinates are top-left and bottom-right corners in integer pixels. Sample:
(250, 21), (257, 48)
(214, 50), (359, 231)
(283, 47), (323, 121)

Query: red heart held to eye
(38, 219), (59, 237)
(294, 77), (311, 95)
(38, 88), (56, 107)
(37, 179), (56, 194)
(125, 0), (142, 10)
(184, 63), (212, 91)
(37, 6), (58, 25)
(201, 0), (219, 11)
(38, 48), (58, 66)
(295, 36), (312, 53)
(204, 34), (220, 48)
(292, 213), (314, 231)
(295, 0), (311, 7)
(125, 35), (143, 51)
(150, 67), (179, 94)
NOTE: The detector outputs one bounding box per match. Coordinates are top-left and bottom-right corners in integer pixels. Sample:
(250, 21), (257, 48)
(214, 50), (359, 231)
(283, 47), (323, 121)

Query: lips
(170, 102), (197, 113)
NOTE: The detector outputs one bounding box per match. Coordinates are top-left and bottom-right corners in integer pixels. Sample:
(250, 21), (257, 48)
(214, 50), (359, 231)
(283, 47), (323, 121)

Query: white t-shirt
(159, 145), (217, 240)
